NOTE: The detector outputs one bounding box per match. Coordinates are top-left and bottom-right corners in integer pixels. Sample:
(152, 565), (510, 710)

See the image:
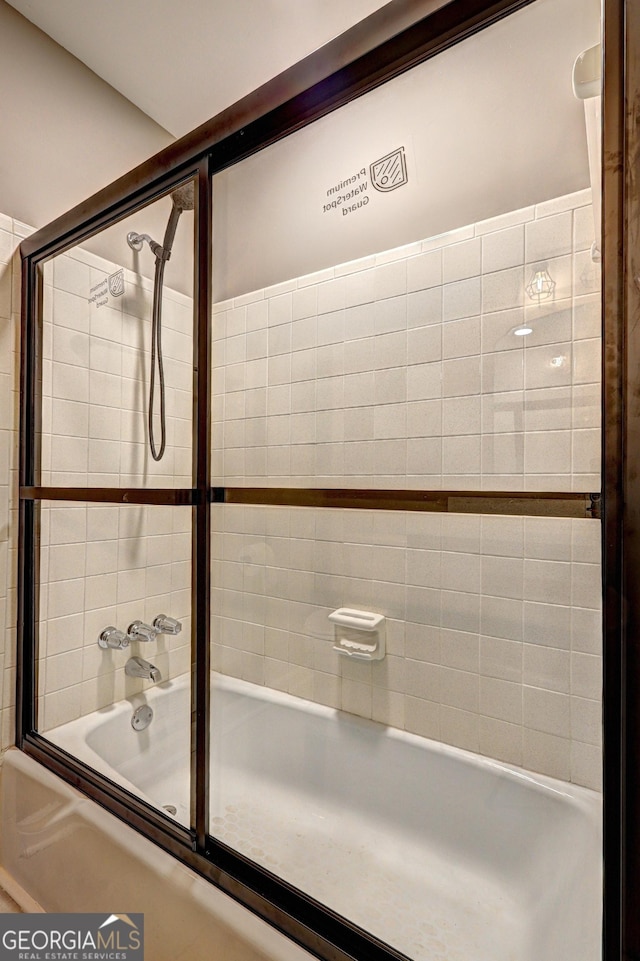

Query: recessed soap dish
(328, 608), (386, 661)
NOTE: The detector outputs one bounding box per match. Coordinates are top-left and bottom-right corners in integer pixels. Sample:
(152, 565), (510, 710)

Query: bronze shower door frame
(15, 0), (636, 959)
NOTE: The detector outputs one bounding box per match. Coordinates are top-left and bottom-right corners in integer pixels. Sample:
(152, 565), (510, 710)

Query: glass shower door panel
(40, 182), (195, 489)
(211, 0), (601, 494)
(39, 501), (193, 825)
(209, 0), (602, 959)
(209, 504), (602, 961)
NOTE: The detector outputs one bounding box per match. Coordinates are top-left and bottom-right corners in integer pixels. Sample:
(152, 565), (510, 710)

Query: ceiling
(5, 0), (393, 138)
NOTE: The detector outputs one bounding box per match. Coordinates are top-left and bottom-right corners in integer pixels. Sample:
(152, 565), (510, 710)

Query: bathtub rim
(45, 669), (602, 827)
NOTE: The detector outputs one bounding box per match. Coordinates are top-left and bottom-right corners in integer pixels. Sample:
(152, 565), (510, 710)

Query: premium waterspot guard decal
(321, 146), (408, 217)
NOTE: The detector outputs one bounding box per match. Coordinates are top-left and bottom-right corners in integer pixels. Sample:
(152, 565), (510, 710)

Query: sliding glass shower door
(208, 0), (602, 957)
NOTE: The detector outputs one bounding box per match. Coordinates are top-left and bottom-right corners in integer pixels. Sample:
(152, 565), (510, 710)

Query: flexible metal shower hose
(149, 254), (167, 461)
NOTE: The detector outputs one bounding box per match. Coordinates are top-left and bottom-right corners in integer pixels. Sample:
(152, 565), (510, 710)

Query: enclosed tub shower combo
(13, 0), (635, 958)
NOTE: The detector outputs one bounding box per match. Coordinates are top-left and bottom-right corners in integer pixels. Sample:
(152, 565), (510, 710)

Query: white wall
(0, 1), (172, 231)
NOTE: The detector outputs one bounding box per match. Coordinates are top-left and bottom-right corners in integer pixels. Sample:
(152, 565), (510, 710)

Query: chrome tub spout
(125, 656), (161, 683)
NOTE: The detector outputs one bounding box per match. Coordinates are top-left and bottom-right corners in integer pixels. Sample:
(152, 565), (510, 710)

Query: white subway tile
(407, 362), (441, 401)
(523, 728), (570, 781)
(443, 317), (480, 360)
(523, 600), (571, 650)
(482, 349), (524, 393)
(404, 695), (439, 739)
(443, 278), (481, 322)
(442, 357), (481, 397)
(571, 652), (602, 700)
(482, 266), (524, 313)
(535, 190), (591, 218)
(341, 678), (372, 718)
(54, 255), (91, 297)
(525, 431), (571, 474)
(374, 295), (406, 334)
(479, 716), (523, 765)
(481, 308), (525, 353)
(573, 295), (601, 341)
(481, 555), (523, 600)
(479, 635), (522, 682)
(570, 740), (601, 792)
(372, 687), (404, 727)
(571, 696), (602, 747)
(443, 239), (481, 283)
(482, 225), (524, 274)
(574, 250), (601, 296)
(526, 211), (572, 262)
(375, 368), (406, 405)
(442, 396), (481, 437)
(406, 250), (442, 292)
(439, 706), (479, 752)
(524, 559), (572, 606)
(440, 629), (479, 673)
(441, 591), (480, 634)
(524, 387), (571, 431)
(480, 594), (523, 642)
(523, 686), (571, 736)
(480, 676), (522, 724)
(523, 643), (570, 693)
(481, 433), (524, 475)
(475, 206), (535, 236)
(524, 301), (572, 348)
(343, 269), (375, 308)
(374, 261), (406, 300)
(407, 288), (442, 328)
(373, 331), (407, 369)
(441, 551), (480, 594)
(47, 578), (85, 619)
(423, 225), (474, 250)
(443, 435), (480, 475)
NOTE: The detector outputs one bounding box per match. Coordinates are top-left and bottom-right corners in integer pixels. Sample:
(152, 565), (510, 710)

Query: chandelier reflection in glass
(525, 266), (556, 303)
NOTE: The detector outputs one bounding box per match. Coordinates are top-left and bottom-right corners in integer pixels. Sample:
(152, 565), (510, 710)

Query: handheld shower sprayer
(127, 182), (195, 461)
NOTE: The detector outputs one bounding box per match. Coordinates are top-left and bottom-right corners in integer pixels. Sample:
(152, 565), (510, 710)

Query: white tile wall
(42, 244), (193, 488)
(212, 506), (602, 790)
(0, 218), (193, 740)
(0, 195), (604, 794)
(213, 188), (600, 492)
(0, 218), (21, 751)
(38, 503), (192, 730)
(211, 188), (603, 791)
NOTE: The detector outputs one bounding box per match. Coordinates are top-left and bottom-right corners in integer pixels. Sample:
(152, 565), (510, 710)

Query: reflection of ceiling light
(513, 324), (533, 337)
(526, 267), (556, 303)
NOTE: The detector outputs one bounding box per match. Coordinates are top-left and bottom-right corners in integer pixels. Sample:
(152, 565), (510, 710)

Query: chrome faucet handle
(153, 614), (182, 636)
(127, 620), (158, 643)
(125, 656), (162, 682)
(98, 627), (130, 651)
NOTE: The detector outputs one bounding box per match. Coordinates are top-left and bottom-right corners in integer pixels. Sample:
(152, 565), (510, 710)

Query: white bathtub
(47, 673), (602, 961)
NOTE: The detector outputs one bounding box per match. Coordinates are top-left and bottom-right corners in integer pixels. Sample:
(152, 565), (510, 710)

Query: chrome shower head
(126, 182), (194, 256)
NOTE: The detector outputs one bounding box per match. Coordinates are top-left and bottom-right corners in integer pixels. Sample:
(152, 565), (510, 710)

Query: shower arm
(127, 231), (172, 262)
